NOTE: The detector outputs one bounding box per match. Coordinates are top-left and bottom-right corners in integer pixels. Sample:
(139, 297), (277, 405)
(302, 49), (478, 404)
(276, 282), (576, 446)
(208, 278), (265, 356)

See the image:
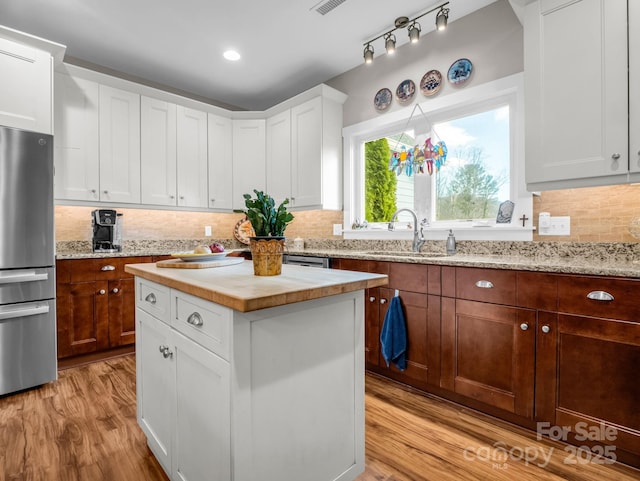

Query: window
(344, 74), (531, 240)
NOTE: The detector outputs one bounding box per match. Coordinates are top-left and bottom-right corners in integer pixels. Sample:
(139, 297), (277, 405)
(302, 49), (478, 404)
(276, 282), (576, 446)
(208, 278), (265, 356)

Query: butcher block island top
(124, 259), (387, 312)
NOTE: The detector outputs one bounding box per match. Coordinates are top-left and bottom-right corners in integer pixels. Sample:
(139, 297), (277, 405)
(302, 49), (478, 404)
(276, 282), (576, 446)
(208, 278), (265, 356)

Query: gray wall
(326, 0), (523, 127)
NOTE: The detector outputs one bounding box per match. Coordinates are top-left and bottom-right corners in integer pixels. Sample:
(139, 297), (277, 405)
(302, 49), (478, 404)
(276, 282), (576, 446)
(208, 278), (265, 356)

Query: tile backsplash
(55, 206), (343, 241)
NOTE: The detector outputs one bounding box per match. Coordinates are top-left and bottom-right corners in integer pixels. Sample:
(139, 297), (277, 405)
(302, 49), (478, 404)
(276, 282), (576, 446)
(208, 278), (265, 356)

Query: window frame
(342, 73), (532, 241)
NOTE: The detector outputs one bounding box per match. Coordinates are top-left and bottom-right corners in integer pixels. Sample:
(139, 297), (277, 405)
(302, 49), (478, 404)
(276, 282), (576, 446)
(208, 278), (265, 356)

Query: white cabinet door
(99, 85), (141, 203)
(291, 97), (322, 208)
(0, 36), (52, 133)
(207, 113), (233, 210)
(232, 119), (266, 210)
(136, 308), (175, 475)
(54, 72), (100, 201)
(524, 0), (628, 189)
(141, 96), (177, 206)
(266, 110), (292, 205)
(177, 106), (208, 208)
(630, 0), (640, 175)
(173, 331), (231, 481)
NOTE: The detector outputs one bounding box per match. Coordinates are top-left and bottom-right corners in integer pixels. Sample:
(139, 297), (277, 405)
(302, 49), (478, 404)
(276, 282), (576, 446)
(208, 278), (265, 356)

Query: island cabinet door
(441, 299), (536, 418)
(542, 313), (640, 464)
(172, 330), (231, 481)
(136, 308), (174, 475)
(107, 278), (136, 347)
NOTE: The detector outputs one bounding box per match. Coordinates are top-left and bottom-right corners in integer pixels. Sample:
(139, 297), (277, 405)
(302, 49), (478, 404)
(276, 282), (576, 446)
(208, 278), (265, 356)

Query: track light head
(408, 22), (421, 43)
(436, 7), (449, 31)
(363, 43), (374, 64)
(384, 33), (396, 54)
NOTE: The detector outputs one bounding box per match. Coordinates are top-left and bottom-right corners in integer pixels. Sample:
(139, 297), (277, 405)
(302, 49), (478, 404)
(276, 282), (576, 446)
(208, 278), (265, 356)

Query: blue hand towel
(379, 296), (407, 371)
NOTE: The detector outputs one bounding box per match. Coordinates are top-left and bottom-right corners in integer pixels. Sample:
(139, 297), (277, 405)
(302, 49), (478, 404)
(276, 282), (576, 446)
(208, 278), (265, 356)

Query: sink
(364, 250), (448, 258)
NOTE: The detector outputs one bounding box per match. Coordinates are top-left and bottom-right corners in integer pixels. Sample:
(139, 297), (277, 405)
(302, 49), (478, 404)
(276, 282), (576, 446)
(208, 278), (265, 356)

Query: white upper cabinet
(265, 110), (292, 205)
(207, 113), (233, 210)
(524, 0), (628, 190)
(630, 0), (640, 177)
(141, 96), (177, 206)
(265, 90), (345, 210)
(54, 72), (100, 201)
(232, 119), (266, 210)
(99, 85), (141, 203)
(176, 106), (208, 208)
(0, 28), (65, 134)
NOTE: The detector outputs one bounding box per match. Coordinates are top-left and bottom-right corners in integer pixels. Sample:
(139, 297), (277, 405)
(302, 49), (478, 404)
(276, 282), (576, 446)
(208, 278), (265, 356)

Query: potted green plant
(235, 190), (294, 276)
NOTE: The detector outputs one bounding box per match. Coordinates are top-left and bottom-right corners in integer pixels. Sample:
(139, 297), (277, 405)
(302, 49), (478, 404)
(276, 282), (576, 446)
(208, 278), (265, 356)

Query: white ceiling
(0, 0), (498, 111)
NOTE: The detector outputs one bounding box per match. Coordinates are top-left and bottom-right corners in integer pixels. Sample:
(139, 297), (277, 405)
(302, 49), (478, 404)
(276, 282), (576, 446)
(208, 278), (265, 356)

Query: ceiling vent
(313, 0), (347, 15)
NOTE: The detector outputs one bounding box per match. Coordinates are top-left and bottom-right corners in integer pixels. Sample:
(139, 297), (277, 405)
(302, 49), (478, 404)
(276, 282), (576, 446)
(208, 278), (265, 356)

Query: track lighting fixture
(384, 33), (396, 54)
(436, 7), (449, 31)
(408, 22), (421, 44)
(363, 43), (374, 64)
(362, 1), (449, 64)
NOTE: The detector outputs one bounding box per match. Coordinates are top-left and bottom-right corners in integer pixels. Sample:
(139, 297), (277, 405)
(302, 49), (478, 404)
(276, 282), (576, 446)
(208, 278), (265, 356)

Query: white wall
(326, 0), (523, 127)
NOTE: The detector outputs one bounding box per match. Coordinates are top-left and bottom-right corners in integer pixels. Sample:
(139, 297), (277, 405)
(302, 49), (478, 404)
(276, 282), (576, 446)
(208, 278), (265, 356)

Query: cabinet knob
(91, 189), (97, 194)
(158, 345), (173, 359)
(380, 298), (387, 304)
(210, 198), (215, 203)
(112, 288), (119, 294)
(101, 265), (116, 271)
(170, 195), (175, 199)
(180, 195), (185, 200)
(611, 153), (621, 160)
(187, 312), (204, 327)
(475, 280), (494, 289)
(103, 190), (109, 194)
(541, 325), (550, 334)
(369, 296), (376, 302)
(519, 323), (529, 331)
(98, 289), (106, 295)
(145, 293), (157, 304)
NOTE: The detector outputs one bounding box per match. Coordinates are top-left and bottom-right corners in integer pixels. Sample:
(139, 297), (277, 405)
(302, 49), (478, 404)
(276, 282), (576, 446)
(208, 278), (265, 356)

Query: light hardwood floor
(1, 355), (638, 481)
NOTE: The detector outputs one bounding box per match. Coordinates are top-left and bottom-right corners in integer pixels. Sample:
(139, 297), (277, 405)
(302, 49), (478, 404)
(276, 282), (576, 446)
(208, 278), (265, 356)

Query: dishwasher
(282, 254), (331, 268)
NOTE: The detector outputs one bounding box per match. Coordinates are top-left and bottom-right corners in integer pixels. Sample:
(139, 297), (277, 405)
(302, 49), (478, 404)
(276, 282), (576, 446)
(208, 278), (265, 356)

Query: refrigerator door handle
(0, 302), (50, 320)
(0, 270), (49, 284)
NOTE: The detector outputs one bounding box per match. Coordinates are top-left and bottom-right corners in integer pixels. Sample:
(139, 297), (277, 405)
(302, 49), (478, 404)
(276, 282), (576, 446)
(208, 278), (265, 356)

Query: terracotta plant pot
(249, 237), (285, 276)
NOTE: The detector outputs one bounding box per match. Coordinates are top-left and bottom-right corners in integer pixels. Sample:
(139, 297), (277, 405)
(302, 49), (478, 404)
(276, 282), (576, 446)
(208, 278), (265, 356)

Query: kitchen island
(125, 260), (387, 481)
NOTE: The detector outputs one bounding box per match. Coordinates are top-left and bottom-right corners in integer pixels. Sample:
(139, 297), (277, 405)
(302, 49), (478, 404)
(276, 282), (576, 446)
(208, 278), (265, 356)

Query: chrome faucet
(388, 208), (425, 252)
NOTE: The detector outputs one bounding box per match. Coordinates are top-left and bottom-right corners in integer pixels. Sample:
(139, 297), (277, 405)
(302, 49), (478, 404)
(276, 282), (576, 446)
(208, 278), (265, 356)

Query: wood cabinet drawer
(455, 267), (516, 306)
(172, 290), (231, 361)
(137, 278), (170, 323)
(389, 263), (428, 294)
(557, 275), (640, 322)
(65, 256), (152, 282)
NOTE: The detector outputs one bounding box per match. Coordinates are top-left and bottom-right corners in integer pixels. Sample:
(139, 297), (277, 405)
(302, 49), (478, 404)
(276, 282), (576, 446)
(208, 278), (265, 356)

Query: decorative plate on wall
(396, 79), (416, 104)
(447, 58), (473, 86)
(373, 88), (392, 111)
(233, 217), (255, 245)
(420, 70), (442, 96)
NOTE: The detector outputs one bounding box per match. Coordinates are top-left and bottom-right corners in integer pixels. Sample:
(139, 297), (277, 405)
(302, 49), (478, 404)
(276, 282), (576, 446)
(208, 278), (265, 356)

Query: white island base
(133, 272), (368, 481)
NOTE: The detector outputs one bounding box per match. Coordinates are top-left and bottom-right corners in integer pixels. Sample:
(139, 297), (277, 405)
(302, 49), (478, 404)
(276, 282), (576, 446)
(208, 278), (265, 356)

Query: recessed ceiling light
(223, 50), (241, 61)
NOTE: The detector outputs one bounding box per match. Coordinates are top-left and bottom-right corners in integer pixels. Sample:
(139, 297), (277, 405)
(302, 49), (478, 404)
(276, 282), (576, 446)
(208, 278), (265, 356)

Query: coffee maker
(92, 209), (123, 252)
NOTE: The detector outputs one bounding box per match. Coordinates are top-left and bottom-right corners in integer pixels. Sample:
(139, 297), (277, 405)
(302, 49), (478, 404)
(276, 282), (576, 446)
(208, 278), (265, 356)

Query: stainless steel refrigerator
(0, 125), (57, 395)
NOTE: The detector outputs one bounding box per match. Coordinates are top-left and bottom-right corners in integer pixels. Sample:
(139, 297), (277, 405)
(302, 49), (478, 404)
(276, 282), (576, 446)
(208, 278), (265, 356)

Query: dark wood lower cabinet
(56, 256), (153, 365)
(441, 298), (535, 418)
(537, 312), (640, 466)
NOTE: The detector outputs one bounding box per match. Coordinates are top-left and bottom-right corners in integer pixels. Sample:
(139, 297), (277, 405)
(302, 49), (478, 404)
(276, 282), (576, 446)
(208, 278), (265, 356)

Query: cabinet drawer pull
(187, 312), (204, 327)
(611, 153), (621, 160)
(475, 280), (494, 289)
(520, 323), (529, 331)
(587, 290), (614, 302)
(101, 265), (116, 271)
(541, 325), (550, 334)
(145, 293), (157, 304)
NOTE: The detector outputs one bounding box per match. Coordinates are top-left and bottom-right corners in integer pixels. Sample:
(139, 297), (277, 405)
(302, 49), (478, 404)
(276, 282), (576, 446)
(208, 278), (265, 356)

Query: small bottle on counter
(292, 237), (304, 251)
(446, 229), (456, 255)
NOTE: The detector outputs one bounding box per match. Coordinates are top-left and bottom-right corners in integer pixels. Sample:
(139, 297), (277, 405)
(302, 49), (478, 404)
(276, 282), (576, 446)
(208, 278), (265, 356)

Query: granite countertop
(57, 239), (640, 279)
(125, 261), (388, 312)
